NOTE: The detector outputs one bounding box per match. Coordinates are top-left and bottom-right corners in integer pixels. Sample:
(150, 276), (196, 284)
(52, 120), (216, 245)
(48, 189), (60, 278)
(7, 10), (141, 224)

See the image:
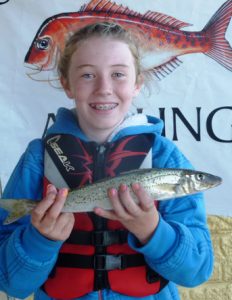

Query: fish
(0, 168), (222, 225)
(24, 0), (232, 81)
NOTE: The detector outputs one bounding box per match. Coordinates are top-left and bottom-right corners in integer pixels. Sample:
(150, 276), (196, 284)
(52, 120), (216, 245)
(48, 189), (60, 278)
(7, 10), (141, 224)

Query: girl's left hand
(94, 183), (159, 245)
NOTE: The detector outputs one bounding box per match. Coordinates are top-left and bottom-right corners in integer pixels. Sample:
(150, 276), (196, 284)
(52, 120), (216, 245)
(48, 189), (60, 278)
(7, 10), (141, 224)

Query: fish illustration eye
(196, 173), (205, 181)
(35, 37), (51, 50)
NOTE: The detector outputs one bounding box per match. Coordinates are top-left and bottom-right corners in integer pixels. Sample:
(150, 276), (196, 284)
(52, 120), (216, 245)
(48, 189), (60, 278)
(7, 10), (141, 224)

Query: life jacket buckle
(93, 254), (124, 271)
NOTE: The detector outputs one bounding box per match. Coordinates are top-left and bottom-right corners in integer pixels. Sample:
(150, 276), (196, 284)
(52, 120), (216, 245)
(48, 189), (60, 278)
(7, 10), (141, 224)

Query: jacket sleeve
(128, 136), (214, 287)
(0, 139), (62, 298)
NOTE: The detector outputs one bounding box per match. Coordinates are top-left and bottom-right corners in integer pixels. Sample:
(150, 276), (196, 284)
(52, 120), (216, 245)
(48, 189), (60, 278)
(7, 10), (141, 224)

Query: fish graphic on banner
(24, 0), (232, 81)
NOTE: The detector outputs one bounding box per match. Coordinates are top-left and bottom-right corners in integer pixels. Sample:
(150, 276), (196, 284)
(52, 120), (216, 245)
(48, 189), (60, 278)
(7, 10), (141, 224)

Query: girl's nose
(94, 75), (113, 95)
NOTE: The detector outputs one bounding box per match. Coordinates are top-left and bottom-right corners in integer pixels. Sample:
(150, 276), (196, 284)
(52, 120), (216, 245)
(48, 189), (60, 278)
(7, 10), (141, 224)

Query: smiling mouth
(89, 103), (118, 110)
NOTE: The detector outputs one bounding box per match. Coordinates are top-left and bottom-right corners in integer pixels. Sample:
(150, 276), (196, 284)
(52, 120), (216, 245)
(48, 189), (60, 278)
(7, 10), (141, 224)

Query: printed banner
(0, 0), (231, 216)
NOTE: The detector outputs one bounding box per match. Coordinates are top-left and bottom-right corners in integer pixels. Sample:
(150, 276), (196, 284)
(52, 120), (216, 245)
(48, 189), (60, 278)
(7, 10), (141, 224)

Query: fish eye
(195, 173), (205, 181)
(35, 37), (51, 50)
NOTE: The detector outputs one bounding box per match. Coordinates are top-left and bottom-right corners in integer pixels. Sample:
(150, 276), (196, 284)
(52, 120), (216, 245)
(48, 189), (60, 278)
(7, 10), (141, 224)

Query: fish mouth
(24, 62), (57, 72)
(24, 62), (43, 71)
(89, 103), (118, 111)
(210, 174), (223, 187)
(24, 63), (60, 83)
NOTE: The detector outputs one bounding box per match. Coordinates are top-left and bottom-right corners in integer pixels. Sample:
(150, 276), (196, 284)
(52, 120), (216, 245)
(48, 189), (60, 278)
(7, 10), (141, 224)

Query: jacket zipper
(93, 143), (110, 296)
(93, 144), (108, 181)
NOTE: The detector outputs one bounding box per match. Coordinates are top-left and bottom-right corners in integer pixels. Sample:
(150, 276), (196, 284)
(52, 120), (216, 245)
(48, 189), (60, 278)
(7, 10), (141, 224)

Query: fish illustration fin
(141, 11), (191, 29)
(203, 0), (232, 71)
(150, 57), (183, 80)
(83, 0), (191, 29)
(83, 0), (143, 17)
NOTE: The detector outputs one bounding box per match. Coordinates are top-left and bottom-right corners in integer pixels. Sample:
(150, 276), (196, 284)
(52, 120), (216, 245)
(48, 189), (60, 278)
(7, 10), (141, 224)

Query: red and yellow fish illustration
(24, 0), (232, 80)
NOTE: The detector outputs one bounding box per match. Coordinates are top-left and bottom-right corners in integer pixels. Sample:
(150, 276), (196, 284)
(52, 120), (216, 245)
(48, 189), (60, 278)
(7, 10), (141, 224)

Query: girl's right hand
(31, 184), (75, 241)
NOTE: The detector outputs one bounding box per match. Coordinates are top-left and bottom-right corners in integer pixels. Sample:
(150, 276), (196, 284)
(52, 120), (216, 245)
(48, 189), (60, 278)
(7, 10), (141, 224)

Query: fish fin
(203, 0), (232, 71)
(2, 208), (33, 225)
(83, 0), (143, 18)
(118, 168), (153, 177)
(119, 170), (141, 176)
(141, 11), (191, 29)
(3, 215), (21, 225)
(0, 199), (35, 225)
(83, 0), (191, 29)
(149, 57), (183, 80)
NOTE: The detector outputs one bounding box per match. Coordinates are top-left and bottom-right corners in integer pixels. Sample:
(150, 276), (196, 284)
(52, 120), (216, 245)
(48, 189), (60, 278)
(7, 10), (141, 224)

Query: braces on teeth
(91, 104), (117, 110)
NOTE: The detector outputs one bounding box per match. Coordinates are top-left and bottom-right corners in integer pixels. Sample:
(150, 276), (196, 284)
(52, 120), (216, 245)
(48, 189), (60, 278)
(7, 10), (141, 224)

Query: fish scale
(0, 168), (222, 225)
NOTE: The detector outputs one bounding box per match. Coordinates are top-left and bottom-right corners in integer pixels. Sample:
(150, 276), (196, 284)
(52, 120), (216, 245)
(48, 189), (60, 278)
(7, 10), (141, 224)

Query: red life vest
(42, 133), (168, 298)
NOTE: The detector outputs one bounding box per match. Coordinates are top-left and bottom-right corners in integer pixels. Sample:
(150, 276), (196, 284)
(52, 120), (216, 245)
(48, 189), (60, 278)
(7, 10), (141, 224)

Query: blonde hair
(58, 22), (142, 84)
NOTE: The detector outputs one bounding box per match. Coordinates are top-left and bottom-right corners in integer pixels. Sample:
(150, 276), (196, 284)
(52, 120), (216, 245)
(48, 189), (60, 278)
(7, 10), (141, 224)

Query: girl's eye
(82, 74), (94, 79)
(112, 72), (125, 78)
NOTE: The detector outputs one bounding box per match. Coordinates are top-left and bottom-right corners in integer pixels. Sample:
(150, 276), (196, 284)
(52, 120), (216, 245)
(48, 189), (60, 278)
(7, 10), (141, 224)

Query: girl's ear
(133, 74), (144, 97)
(60, 77), (74, 99)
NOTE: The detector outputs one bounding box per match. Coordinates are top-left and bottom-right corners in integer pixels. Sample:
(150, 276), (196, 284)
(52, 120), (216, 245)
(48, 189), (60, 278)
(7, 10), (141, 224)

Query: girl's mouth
(89, 103), (118, 111)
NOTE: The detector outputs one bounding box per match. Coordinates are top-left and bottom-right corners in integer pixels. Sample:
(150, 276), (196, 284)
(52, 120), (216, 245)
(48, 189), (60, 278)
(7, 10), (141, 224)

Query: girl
(0, 22), (213, 300)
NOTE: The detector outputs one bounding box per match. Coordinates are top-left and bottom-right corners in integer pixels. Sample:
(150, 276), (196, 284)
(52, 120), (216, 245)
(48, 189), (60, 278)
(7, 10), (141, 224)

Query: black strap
(55, 253), (145, 271)
(66, 229), (128, 246)
(90, 213), (109, 290)
(42, 113), (56, 139)
(146, 266), (168, 285)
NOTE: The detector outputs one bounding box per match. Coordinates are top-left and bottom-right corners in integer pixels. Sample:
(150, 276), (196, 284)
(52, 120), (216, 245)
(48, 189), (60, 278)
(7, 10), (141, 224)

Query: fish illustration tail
(203, 0), (232, 71)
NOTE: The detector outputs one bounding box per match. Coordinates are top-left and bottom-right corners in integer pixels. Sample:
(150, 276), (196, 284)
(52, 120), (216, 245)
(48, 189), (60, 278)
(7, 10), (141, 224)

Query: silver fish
(0, 168), (222, 224)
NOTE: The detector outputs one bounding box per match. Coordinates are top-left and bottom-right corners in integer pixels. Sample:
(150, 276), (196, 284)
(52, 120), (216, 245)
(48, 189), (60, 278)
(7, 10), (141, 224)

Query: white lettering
(47, 135), (75, 172)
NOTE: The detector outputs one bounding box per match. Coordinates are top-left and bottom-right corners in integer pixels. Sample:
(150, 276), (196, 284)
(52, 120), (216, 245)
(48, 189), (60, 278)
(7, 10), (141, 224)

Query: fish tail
(0, 199), (35, 225)
(203, 0), (232, 71)
(3, 213), (21, 225)
(1, 209), (26, 225)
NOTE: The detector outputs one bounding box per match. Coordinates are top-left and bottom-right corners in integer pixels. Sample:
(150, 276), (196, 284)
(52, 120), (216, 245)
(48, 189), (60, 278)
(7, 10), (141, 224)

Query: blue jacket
(0, 108), (214, 300)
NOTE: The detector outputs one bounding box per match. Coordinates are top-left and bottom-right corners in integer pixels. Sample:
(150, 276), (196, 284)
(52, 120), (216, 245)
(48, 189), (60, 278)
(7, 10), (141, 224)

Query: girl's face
(62, 37), (142, 143)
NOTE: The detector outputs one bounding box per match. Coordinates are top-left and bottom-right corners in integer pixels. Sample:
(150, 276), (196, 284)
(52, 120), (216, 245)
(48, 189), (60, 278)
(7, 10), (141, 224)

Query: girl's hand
(94, 183), (159, 244)
(31, 184), (75, 241)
